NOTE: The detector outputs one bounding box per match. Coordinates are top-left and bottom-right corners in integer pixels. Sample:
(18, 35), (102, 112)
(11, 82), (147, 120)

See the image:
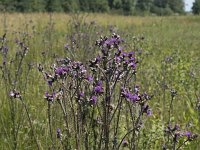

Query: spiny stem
(20, 98), (40, 149)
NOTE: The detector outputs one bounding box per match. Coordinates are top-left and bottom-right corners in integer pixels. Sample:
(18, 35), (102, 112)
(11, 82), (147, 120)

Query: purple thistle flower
(95, 55), (101, 62)
(47, 79), (53, 86)
(183, 131), (198, 141)
(121, 88), (140, 102)
(64, 43), (69, 49)
(128, 93), (140, 102)
(55, 66), (68, 76)
(121, 88), (130, 99)
(134, 85), (139, 93)
(103, 35), (122, 49)
(96, 34), (122, 49)
(96, 81), (102, 86)
(128, 51), (134, 58)
(86, 75), (93, 82)
(122, 52), (128, 58)
(114, 55), (122, 63)
(79, 92), (84, 97)
(174, 132), (180, 143)
(77, 92), (84, 100)
(94, 81), (104, 94)
(2, 46), (8, 54)
(125, 59), (129, 64)
(44, 92), (55, 102)
(142, 104), (152, 116)
(115, 46), (123, 57)
(129, 57), (135, 62)
(172, 124), (180, 132)
(118, 46), (123, 52)
(9, 89), (21, 99)
(89, 55), (101, 69)
(129, 62), (136, 69)
(104, 37), (117, 49)
(79, 66), (87, 75)
(142, 92), (153, 101)
(146, 109), (152, 116)
(3, 59), (6, 65)
(94, 86), (103, 94)
(122, 139), (129, 147)
(56, 128), (62, 139)
(184, 131), (191, 138)
(90, 96), (97, 105)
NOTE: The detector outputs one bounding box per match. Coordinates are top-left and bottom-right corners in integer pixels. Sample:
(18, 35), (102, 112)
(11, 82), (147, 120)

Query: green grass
(0, 13), (199, 149)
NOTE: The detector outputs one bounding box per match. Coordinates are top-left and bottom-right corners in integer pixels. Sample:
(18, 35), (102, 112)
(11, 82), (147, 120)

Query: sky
(184, 0), (195, 12)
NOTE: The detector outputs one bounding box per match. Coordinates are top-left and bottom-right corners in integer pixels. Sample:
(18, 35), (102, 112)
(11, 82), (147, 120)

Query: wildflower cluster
(39, 33), (197, 150)
(164, 123), (198, 149)
(121, 86), (153, 115)
(39, 34), (152, 149)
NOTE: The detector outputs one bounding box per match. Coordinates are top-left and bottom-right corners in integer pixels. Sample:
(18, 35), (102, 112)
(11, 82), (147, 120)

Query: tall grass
(0, 13), (199, 149)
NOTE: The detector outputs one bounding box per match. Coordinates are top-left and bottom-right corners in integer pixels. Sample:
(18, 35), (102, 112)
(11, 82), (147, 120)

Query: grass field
(0, 13), (200, 149)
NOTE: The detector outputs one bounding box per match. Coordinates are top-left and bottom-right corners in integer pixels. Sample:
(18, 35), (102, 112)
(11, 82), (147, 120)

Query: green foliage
(192, 0), (200, 14)
(46, 0), (63, 12)
(79, 0), (90, 11)
(93, 0), (110, 12)
(150, 4), (173, 16)
(0, 0), (187, 15)
(136, 0), (153, 12)
(113, 0), (122, 9)
(167, 0), (184, 14)
(0, 0), (16, 11)
(62, 0), (80, 12)
(121, 0), (135, 15)
(0, 0), (46, 12)
(151, 0), (184, 15)
(22, 0), (46, 12)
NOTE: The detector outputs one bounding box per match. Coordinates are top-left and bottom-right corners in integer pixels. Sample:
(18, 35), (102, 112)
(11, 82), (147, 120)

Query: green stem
(20, 98), (40, 149)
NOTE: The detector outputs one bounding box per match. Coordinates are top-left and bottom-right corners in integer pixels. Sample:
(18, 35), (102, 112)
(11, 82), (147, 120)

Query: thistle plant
(0, 32), (39, 149)
(40, 33), (154, 150)
(163, 123), (198, 150)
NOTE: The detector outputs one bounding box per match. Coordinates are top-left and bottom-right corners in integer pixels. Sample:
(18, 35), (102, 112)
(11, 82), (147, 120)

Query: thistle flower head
(55, 66), (68, 76)
(44, 92), (55, 102)
(90, 95), (97, 105)
(93, 81), (104, 95)
(86, 75), (93, 82)
(9, 89), (21, 99)
(56, 128), (62, 139)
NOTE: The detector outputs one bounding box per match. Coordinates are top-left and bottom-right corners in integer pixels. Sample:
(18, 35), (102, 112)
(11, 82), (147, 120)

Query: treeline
(192, 0), (200, 14)
(0, 0), (187, 15)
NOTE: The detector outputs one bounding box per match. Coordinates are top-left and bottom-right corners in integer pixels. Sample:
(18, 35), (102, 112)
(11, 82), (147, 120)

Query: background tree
(62, 0), (79, 12)
(46, 0), (63, 12)
(108, 0), (114, 9)
(0, 0), (187, 15)
(112, 0), (122, 10)
(79, 0), (90, 12)
(0, 0), (16, 11)
(192, 0), (200, 14)
(167, 0), (184, 14)
(79, 0), (109, 12)
(153, 0), (168, 8)
(19, 0), (46, 12)
(136, 0), (153, 13)
(93, 0), (109, 12)
(150, 0), (184, 15)
(151, 0), (170, 15)
(121, 0), (135, 15)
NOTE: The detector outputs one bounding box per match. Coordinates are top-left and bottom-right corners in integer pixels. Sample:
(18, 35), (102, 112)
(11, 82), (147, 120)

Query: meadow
(0, 13), (200, 150)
